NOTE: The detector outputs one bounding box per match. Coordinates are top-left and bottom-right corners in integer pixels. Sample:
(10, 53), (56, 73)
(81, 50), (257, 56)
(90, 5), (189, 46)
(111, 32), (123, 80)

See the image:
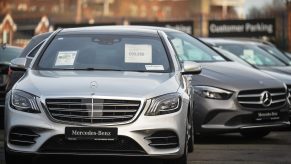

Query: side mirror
(10, 58), (27, 71)
(181, 61), (202, 75)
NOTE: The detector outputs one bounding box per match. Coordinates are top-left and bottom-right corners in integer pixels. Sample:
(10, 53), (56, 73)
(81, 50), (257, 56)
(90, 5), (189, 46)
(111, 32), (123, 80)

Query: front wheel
(240, 130), (270, 139)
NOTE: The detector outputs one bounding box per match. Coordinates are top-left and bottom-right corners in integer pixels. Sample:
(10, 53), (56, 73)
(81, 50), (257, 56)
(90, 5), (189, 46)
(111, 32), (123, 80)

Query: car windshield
(0, 47), (22, 64)
(217, 44), (287, 67)
(214, 48), (251, 67)
(38, 34), (171, 72)
(166, 32), (226, 62)
(259, 45), (291, 65)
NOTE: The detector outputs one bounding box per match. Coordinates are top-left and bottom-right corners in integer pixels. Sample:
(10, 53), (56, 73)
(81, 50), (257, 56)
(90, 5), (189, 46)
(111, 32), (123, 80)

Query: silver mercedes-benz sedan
(5, 27), (201, 164)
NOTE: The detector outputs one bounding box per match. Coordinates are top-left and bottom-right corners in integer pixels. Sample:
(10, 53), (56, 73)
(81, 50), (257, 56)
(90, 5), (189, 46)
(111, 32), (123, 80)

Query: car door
(6, 32), (51, 92)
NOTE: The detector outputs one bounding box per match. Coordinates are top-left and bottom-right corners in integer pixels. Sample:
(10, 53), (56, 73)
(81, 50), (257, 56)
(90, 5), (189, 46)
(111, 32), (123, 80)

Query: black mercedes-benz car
(6, 32), (52, 92)
(0, 44), (22, 127)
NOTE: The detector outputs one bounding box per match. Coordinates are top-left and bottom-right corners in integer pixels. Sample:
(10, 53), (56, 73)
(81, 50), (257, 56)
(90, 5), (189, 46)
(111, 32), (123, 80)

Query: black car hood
(191, 62), (284, 92)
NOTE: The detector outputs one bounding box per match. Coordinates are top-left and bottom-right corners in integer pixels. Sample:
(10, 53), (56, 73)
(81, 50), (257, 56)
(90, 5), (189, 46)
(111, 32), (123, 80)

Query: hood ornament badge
(90, 81), (98, 95)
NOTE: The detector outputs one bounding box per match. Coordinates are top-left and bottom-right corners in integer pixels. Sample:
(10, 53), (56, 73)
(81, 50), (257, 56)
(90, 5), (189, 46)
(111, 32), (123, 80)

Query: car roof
(200, 38), (268, 47)
(59, 25), (182, 36)
(0, 44), (22, 51)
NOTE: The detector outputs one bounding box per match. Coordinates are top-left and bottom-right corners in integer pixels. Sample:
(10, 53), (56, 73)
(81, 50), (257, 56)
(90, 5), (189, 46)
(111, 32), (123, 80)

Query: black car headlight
(194, 86), (233, 100)
(10, 90), (40, 113)
(145, 93), (181, 116)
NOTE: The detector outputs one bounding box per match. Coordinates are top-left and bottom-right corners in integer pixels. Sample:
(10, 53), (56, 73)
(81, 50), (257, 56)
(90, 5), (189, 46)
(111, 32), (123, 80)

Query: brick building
(0, 0), (245, 46)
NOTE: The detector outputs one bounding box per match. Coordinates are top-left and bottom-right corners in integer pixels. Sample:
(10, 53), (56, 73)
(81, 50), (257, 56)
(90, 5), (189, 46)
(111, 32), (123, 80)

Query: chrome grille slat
(272, 99), (286, 104)
(51, 113), (134, 119)
(238, 101), (262, 104)
(46, 98), (141, 124)
(47, 102), (139, 107)
(237, 94), (261, 98)
(237, 88), (287, 109)
(271, 93), (287, 96)
(48, 108), (137, 113)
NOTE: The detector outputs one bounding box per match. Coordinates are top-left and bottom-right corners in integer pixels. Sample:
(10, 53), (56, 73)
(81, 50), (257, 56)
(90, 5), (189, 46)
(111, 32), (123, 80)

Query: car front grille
(237, 88), (287, 109)
(39, 135), (146, 155)
(46, 98), (141, 124)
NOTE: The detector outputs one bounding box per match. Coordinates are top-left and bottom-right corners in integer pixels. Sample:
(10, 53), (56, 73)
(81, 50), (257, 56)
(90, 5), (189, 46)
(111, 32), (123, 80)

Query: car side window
(27, 42), (43, 58)
(167, 32), (225, 62)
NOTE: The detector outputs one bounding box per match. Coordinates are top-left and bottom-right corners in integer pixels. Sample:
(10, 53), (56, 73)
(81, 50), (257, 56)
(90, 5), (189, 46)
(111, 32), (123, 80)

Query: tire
(240, 130), (271, 139)
(5, 146), (34, 164)
(187, 113), (194, 153)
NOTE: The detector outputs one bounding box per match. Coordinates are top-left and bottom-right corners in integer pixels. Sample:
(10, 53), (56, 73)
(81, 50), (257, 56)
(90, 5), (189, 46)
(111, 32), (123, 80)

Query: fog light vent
(9, 127), (40, 146)
(145, 131), (179, 149)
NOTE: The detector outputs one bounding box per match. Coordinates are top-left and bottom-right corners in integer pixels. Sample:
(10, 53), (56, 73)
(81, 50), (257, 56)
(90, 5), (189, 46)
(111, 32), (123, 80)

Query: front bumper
(194, 94), (290, 134)
(5, 94), (188, 159)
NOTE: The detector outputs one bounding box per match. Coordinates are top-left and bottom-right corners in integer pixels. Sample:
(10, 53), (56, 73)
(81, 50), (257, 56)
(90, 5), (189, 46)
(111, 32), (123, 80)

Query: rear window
(38, 34), (171, 72)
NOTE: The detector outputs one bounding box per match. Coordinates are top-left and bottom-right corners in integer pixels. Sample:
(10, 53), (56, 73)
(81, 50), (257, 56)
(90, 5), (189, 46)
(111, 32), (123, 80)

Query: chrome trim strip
(240, 122), (290, 129)
(10, 133), (40, 138)
(10, 140), (36, 144)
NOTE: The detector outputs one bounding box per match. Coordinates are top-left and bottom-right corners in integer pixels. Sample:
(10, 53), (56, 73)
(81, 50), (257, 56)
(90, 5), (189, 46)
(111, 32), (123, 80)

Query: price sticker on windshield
(125, 44), (152, 63)
(55, 51), (78, 66)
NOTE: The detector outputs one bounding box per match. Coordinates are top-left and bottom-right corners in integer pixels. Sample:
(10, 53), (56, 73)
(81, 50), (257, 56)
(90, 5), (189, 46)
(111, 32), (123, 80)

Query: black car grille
(237, 88), (286, 109)
(145, 131), (179, 149)
(46, 98), (141, 124)
(39, 135), (146, 154)
(9, 127), (40, 146)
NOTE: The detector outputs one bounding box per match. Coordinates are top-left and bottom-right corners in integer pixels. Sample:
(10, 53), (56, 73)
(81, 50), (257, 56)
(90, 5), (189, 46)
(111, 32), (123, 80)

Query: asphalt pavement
(0, 130), (290, 164)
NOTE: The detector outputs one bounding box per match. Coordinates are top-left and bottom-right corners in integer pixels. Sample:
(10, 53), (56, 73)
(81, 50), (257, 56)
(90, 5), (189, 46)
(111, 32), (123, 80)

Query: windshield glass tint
(0, 47), (22, 63)
(166, 32), (226, 62)
(259, 45), (291, 65)
(218, 44), (287, 67)
(215, 48), (250, 67)
(38, 34), (171, 72)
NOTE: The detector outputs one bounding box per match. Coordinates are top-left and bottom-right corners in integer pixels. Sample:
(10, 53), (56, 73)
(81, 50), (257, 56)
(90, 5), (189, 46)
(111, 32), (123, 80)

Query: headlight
(145, 93), (181, 116)
(11, 90), (40, 113)
(194, 86), (233, 100)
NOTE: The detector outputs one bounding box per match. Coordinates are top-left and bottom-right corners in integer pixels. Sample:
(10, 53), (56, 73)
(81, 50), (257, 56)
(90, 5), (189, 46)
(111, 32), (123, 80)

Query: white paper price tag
(125, 44), (152, 63)
(55, 51), (78, 66)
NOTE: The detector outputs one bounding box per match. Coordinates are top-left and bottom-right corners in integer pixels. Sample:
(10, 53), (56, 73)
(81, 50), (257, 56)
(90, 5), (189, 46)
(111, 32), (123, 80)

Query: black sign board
(208, 19), (275, 37)
(131, 21), (194, 35)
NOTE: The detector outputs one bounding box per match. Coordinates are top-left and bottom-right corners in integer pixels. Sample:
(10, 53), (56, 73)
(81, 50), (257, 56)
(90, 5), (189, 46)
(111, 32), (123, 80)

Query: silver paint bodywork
(5, 28), (192, 158)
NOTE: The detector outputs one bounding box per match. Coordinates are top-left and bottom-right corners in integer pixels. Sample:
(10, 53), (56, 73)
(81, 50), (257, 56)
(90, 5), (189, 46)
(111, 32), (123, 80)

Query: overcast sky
(244, 0), (273, 13)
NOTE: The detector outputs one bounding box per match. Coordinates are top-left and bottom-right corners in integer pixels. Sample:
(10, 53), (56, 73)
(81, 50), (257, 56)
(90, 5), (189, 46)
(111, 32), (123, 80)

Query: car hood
(261, 69), (291, 86)
(15, 70), (180, 99)
(259, 66), (291, 76)
(191, 62), (284, 91)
